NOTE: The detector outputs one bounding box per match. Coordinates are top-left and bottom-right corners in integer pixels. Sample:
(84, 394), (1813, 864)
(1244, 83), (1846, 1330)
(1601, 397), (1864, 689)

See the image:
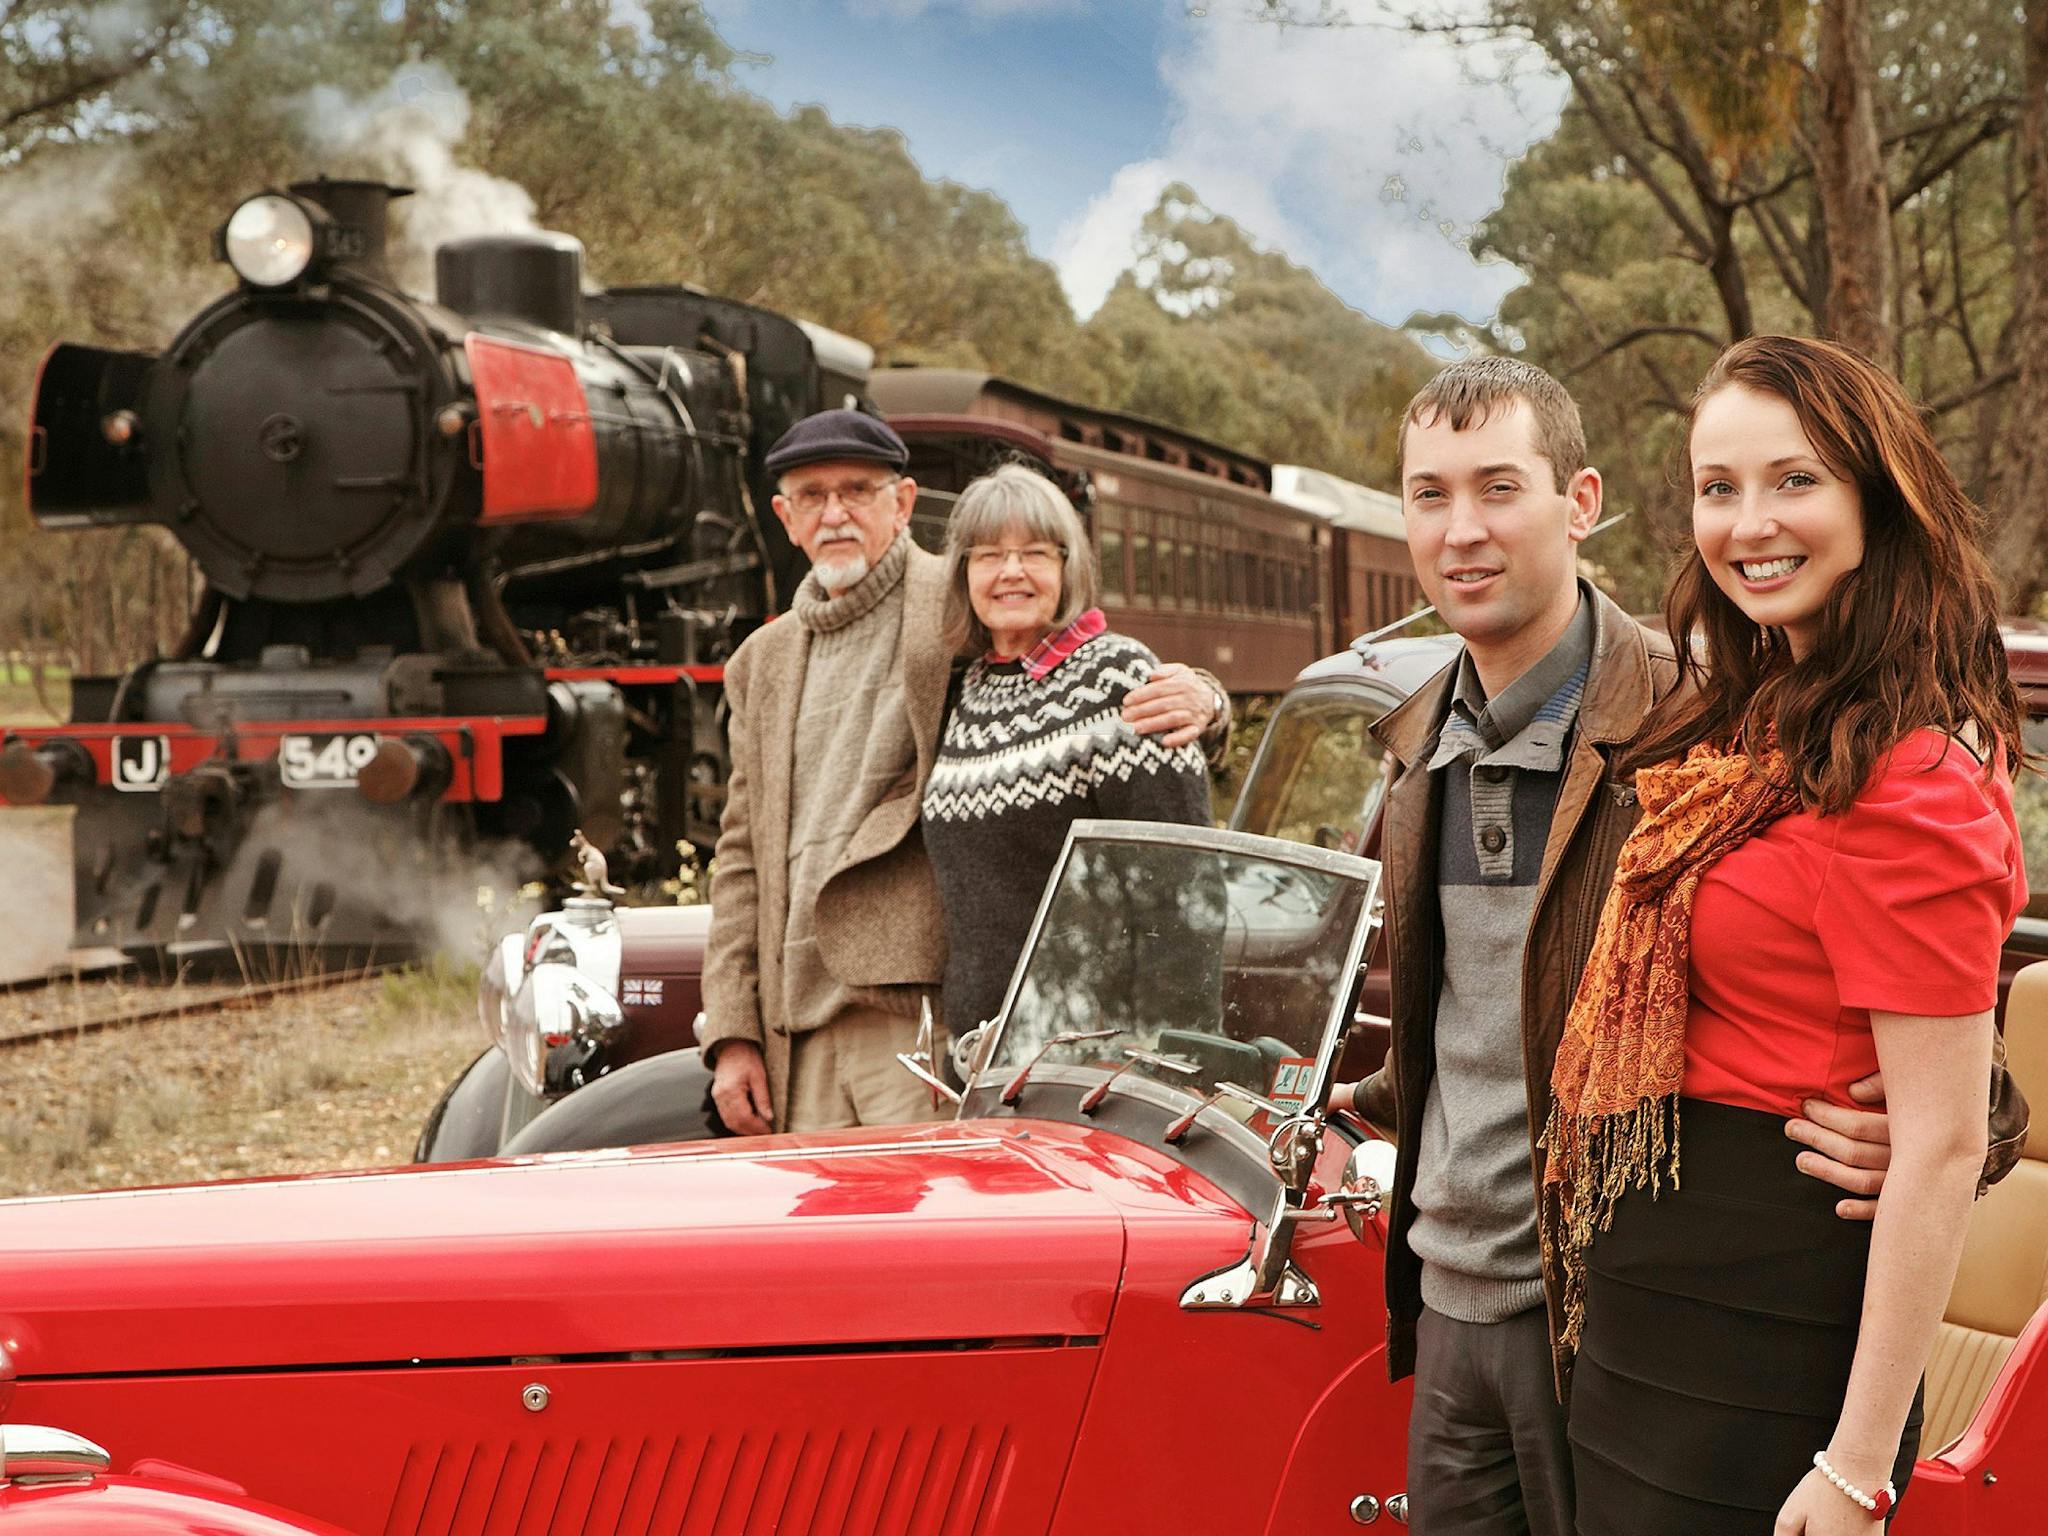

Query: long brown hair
(1629, 334), (2023, 813)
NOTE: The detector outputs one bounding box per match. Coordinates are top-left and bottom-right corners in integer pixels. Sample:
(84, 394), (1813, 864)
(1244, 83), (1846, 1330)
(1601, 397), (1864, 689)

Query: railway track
(0, 963), (410, 1052)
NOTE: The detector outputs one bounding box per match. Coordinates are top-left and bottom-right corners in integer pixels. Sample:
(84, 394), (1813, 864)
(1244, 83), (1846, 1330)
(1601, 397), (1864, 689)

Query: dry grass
(0, 661), (68, 726)
(0, 960), (481, 1199)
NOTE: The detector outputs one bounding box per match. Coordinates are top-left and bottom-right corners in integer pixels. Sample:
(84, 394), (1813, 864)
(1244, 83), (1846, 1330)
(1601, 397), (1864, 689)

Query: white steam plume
(234, 799), (544, 966)
(294, 63), (540, 294)
(0, 813), (76, 983)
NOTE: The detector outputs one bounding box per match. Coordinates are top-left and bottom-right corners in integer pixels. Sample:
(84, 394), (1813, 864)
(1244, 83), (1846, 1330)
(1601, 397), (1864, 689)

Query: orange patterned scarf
(1541, 738), (1800, 1352)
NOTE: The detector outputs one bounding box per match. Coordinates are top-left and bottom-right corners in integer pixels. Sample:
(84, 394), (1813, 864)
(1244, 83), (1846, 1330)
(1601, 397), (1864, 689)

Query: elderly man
(700, 409), (1225, 1136)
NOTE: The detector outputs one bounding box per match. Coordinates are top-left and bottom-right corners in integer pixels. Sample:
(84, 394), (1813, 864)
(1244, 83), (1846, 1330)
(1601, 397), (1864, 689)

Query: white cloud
(1050, 160), (1173, 319)
(1054, 4), (1564, 326)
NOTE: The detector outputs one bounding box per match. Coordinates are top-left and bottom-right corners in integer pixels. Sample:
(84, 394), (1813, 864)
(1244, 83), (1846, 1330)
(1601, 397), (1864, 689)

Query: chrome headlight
(223, 195), (315, 287)
(478, 932), (525, 1054)
(508, 963), (624, 1098)
(497, 902), (625, 1099)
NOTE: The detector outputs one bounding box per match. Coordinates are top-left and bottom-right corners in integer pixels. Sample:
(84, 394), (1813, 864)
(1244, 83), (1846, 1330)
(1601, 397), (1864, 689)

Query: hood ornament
(569, 829), (625, 899)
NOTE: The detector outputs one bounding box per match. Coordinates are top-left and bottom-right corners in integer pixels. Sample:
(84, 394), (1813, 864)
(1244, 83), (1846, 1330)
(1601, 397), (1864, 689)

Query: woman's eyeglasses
(968, 544), (1065, 574)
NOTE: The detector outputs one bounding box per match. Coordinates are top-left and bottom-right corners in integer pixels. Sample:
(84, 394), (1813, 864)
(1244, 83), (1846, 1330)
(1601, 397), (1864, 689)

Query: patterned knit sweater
(920, 631), (1211, 1035)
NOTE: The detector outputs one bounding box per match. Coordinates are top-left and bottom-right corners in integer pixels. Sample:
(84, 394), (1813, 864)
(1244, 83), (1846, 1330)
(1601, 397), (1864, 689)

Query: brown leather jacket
(1355, 583), (2030, 1391)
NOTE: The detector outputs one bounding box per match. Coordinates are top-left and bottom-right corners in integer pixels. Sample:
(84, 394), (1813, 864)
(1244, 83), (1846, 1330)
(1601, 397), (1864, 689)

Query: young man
(700, 410), (1226, 1135)
(1333, 359), (2026, 1535)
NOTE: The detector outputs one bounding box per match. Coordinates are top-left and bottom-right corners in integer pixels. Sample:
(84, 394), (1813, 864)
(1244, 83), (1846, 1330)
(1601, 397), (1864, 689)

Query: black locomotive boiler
(3, 178), (869, 966)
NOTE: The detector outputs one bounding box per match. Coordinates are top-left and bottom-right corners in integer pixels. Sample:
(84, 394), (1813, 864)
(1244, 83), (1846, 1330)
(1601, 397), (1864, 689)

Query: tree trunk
(1989, 0), (2048, 614)
(1704, 201), (1754, 341)
(1814, 0), (1895, 363)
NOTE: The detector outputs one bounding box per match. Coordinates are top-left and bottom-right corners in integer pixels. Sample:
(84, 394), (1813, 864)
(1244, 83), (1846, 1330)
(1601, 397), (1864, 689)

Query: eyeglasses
(968, 544), (1065, 574)
(783, 476), (900, 516)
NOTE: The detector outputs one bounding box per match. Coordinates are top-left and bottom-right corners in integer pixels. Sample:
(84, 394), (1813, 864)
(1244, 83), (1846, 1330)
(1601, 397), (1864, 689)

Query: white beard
(811, 542), (871, 593)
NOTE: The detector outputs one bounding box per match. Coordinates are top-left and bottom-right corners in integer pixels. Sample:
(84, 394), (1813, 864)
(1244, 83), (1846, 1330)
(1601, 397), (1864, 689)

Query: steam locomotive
(2, 178), (871, 966)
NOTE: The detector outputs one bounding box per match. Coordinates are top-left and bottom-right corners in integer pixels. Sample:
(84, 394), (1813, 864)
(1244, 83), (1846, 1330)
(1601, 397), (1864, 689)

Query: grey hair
(940, 463), (1099, 657)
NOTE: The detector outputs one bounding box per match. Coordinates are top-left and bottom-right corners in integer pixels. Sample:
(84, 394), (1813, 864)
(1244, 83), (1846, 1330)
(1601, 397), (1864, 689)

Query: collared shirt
(1406, 590), (1596, 1322)
(983, 607), (1107, 680)
(1427, 598), (1594, 881)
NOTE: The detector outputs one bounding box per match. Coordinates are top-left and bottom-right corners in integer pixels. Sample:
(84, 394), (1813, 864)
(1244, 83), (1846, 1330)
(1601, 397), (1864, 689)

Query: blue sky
(709, 0), (1567, 331)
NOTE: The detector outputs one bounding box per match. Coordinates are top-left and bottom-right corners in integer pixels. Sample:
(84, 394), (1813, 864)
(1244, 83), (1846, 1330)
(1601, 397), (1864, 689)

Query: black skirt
(1568, 1098), (1922, 1535)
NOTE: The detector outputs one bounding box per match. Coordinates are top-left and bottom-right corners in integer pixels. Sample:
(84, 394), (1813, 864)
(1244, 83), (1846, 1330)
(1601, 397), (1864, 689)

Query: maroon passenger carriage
(866, 368), (1419, 695)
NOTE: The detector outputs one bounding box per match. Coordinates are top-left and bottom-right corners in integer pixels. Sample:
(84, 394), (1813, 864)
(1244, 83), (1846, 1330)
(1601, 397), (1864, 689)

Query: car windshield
(2015, 717), (2048, 928)
(970, 822), (1381, 1119)
(1231, 687), (1395, 853)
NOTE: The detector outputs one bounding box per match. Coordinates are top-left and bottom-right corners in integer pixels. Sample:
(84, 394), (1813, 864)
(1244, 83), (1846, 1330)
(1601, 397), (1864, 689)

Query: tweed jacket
(698, 545), (954, 1130)
(1359, 581), (2030, 1395)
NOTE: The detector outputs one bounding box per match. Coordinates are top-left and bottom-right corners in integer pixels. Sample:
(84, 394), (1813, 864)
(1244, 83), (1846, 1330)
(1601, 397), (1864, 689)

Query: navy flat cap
(763, 409), (909, 477)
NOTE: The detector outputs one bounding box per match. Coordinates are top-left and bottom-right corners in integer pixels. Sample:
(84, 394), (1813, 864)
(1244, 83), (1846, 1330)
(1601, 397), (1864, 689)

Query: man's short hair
(1397, 357), (1586, 492)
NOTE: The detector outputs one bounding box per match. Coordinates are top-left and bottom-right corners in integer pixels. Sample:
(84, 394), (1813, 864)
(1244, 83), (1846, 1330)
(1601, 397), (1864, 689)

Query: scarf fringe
(1542, 1093), (1683, 1352)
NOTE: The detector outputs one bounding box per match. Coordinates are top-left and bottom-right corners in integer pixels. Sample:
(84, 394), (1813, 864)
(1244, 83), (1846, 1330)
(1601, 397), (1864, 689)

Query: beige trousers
(784, 1004), (949, 1132)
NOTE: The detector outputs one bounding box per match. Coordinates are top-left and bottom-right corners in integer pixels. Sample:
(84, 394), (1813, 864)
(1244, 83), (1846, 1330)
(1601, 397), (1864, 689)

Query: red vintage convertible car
(0, 822), (1417, 1534)
(6, 630), (2045, 1534)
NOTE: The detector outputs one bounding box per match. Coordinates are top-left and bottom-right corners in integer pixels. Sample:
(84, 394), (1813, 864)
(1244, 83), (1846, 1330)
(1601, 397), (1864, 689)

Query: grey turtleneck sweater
(780, 531), (922, 1035)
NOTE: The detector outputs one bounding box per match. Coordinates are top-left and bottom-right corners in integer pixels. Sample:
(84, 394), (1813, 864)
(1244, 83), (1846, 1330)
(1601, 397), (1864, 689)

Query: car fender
(0, 1475), (349, 1535)
(498, 1046), (725, 1155)
(413, 1046), (511, 1163)
(1893, 1297), (2048, 1536)
(1257, 1345), (1414, 1534)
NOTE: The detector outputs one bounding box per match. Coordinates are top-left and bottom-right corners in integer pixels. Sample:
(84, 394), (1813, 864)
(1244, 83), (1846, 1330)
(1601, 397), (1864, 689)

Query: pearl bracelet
(1813, 1450), (1896, 1519)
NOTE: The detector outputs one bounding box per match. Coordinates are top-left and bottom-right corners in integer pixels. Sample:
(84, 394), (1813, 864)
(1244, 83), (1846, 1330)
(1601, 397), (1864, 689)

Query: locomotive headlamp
(223, 195), (317, 287)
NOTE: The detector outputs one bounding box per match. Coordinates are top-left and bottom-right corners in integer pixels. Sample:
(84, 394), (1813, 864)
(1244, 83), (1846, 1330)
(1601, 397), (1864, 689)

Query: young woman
(1546, 335), (2028, 1534)
(919, 464), (1211, 1038)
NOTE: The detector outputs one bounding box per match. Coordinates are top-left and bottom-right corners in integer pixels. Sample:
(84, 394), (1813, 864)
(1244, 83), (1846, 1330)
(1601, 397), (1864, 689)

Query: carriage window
(1132, 533), (1153, 601)
(1156, 539), (1177, 605)
(1202, 549), (1220, 609)
(1100, 527), (1126, 601)
(1182, 543), (1198, 607)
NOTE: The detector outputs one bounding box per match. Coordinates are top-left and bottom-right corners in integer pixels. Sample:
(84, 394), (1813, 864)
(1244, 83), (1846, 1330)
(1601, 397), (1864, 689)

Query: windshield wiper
(1163, 1080), (1283, 1145)
(1078, 1047), (1198, 1115)
(999, 1028), (1119, 1106)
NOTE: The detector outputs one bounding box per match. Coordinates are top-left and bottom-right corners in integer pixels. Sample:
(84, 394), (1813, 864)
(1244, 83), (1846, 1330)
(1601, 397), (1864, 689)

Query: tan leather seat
(1922, 960), (2048, 1451)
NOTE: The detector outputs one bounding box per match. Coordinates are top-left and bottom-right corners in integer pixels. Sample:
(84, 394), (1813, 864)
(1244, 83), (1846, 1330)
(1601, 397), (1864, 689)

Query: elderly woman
(920, 463), (1211, 1037)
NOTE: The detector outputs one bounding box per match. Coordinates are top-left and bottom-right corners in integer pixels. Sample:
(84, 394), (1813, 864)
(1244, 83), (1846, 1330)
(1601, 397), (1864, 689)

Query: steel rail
(0, 963), (410, 1052)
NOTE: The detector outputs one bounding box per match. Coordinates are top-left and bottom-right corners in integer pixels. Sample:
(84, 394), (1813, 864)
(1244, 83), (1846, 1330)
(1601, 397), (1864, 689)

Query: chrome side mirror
(1180, 1127), (1397, 1312)
(1323, 1137), (1397, 1241)
(950, 1021), (991, 1083)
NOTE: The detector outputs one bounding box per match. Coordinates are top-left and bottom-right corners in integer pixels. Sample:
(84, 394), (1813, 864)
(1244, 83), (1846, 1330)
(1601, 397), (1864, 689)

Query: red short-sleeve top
(1683, 729), (2027, 1116)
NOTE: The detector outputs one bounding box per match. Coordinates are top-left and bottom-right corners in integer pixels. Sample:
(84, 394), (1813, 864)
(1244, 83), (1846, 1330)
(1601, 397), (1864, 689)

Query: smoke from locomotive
(5, 177), (872, 966)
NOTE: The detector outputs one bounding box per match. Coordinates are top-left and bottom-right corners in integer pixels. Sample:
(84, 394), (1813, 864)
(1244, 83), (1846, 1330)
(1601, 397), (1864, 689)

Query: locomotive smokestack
(289, 177), (413, 284)
(436, 232), (585, 337)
